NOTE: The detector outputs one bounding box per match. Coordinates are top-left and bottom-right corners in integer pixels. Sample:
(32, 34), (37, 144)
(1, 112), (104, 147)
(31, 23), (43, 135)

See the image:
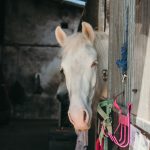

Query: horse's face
(55, 22), (97, 131)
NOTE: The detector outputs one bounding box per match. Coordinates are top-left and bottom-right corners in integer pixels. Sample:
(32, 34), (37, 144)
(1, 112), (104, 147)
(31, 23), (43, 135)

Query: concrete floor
(0, 120), (72, 150)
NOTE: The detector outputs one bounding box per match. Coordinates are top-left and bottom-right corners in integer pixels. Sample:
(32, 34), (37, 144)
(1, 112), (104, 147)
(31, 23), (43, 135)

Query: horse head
(55, 22), (97, 131)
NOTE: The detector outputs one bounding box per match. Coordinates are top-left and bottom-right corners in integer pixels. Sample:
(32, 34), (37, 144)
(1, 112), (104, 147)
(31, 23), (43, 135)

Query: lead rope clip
(122, 74), (127, 83)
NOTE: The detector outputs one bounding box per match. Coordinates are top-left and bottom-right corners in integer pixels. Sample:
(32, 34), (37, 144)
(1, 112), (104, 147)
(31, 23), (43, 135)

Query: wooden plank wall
(98, 0), (110, 32)
(96, 0), (150, 149)
(130, 0), (150, 133)
(98, 0), (150, 149)
(108, 1), (132, 149)
(108, 0), (128, 103)
(108, 0), (150, 141)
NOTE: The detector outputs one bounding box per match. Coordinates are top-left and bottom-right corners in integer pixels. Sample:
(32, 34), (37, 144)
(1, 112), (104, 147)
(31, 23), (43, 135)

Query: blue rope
(116, 42), (127, 74)
(116, 8), (128, 74)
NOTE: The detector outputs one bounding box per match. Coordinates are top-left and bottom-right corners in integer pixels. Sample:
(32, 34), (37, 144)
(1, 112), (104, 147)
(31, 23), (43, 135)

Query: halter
(96, 97), (132, 149)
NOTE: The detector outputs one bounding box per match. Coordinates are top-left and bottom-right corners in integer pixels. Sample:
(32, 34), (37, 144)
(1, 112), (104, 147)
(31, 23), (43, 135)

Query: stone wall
(1, 0), (81, 119)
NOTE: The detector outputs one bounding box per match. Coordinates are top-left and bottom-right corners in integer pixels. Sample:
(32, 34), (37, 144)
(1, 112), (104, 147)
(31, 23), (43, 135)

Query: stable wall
(0, 0), (81, 120)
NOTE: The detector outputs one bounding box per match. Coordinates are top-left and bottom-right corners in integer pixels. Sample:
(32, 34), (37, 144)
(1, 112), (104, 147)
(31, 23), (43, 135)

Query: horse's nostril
(68, 109), (90, 129)
(64, 92), (69, 98)
(83, 110), (89, 123)
(83, 110), (87, 122)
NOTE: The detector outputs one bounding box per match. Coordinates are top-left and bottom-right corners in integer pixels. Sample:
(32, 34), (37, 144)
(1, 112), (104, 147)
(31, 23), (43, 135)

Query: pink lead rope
(108, 98), (132, 148)
(97, 97), (132, 149)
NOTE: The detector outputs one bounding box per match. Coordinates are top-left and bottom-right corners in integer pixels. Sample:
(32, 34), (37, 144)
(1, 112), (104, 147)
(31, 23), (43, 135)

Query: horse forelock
(60, 33), (93, 58)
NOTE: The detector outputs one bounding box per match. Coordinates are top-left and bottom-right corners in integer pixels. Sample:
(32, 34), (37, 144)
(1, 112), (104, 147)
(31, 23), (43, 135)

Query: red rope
(96, 138), (104, 150)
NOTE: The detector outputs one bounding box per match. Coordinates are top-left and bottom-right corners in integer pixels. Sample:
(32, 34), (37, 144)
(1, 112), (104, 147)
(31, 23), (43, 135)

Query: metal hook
(122, 74), (127, 83)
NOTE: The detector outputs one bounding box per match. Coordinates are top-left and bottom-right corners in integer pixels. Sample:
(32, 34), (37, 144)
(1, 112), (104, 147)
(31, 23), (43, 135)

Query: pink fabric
(107, 102), (132, 148)
(119, 114), (128, 126)
(113, 99), (122, 113)
(100, 97), (132, 148)
(119, 124), (123, 142)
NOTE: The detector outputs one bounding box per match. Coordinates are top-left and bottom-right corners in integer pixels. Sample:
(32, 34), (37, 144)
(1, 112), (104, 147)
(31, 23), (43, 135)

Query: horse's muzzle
(68, 108), (91, 131)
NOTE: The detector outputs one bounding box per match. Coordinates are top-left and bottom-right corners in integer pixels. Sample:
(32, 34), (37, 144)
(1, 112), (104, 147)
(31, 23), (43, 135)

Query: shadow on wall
(1, 0), (82, 120)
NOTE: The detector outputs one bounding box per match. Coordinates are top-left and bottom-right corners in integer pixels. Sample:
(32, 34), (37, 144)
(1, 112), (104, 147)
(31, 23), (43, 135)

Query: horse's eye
(91, 61), (98, 68)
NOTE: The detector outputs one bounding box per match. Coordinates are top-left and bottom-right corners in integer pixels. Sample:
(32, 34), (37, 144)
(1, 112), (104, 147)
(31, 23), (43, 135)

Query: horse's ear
(55, 26), (67, 47)
(82, 22), (95, 43)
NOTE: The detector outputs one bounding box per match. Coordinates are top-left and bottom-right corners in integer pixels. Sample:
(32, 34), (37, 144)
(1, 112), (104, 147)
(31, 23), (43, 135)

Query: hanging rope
(97, 96), (132, 149)
(116, 8), (129, 76)
(116, 42), (127, 74)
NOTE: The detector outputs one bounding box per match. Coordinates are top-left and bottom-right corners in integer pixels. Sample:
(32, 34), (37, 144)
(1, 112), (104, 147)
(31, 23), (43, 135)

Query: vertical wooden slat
(109, 0), (136, 104)
(130, 0), (149, 115)
(125, 0), (136, 105)
(98, 0), (110, 32)
(108, 0), (125, 100)
(108, 1), (127, 149)
(98, 0), (105, 31)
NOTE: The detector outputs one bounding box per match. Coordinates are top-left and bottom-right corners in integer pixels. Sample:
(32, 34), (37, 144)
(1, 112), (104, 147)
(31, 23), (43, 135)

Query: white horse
(55, 22), (108, 132)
